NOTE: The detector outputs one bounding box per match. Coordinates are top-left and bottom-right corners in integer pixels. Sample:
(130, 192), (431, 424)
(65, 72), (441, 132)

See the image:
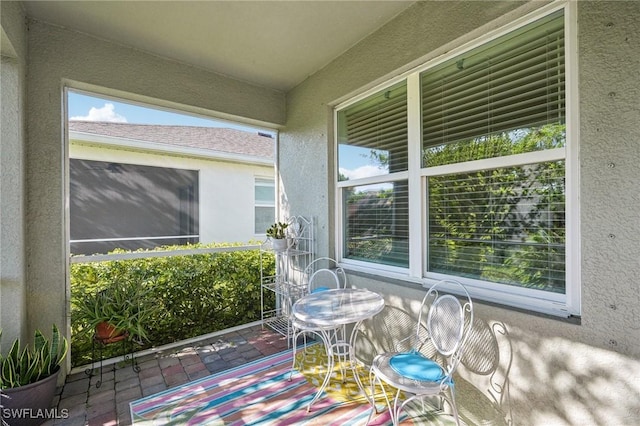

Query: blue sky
(68, 91), (249, 129)
(67, 90), (377, 177)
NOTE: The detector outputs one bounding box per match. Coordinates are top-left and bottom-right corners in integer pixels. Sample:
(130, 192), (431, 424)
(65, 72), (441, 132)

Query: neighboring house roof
(68, 120), (274, 161)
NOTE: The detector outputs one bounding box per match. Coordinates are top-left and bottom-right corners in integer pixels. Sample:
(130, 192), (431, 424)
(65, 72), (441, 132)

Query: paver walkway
(46, 324), (290, 425)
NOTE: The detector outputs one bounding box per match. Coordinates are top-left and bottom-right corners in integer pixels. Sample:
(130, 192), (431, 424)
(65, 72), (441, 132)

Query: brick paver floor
(45, 324), (290, 426)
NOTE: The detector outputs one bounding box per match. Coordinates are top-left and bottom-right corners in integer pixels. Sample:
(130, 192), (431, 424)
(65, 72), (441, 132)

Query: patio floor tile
(164, 372), (189, 387)
(141, 382), (167, 397)
(137, 365), (161, 379)
(51, 324), (286, 425)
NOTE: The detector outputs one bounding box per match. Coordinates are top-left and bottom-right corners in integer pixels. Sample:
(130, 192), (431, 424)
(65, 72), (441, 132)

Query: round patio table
(292, 288), (385, 410)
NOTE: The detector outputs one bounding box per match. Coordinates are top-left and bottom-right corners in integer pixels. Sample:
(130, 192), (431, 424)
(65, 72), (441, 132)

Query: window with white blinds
(337, 81), (408, 180)
(422, 10), (567, 294)
(428, 162), (566, 293)
(254, 178), (275, 234)
(335, 5), (575, 316)
(422, 10), (565, 166)
(337, 80), (409, 267)
(421, 12), (565, 161)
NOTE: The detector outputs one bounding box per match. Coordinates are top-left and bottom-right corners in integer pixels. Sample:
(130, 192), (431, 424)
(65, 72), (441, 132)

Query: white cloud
(339, 164), (387, 181)
(71, 103), (128, 123)
(339, 165), (393, 192)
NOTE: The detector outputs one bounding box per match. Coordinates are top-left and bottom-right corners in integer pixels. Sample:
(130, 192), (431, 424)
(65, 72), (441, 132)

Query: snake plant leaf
(18, 346), (31, 385)
(42, 344), (53, 377)
(47, 324), (67, 374)
(50, 324), (61, 367)
(7, 338), (20, 365)
(2, 354), (17, 388)
(34, 342), (47, 382)
(23, 352), (40, 384)
(0, 324), (68, 389)
(34, 329), (46, 351)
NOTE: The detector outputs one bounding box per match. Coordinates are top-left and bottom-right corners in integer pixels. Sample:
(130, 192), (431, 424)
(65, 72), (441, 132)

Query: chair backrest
(304, 257), (346, 293)
(415, 280), (473, 370)
(308, 268), (341, 293)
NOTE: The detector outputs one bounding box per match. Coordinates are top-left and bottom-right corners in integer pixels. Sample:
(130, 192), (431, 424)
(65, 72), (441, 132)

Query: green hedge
(70, 244), (275, 367)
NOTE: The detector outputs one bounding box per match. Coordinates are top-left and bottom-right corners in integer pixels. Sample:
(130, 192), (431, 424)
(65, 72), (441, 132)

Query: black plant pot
(1, 369), (60, 426)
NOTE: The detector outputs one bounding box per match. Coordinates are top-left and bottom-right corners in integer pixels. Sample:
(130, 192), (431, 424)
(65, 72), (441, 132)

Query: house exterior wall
(70, 143), (274, 246)
(0, 1), (28, 347)
(19, 19), (285, 361)
(281, 1), (640, 425)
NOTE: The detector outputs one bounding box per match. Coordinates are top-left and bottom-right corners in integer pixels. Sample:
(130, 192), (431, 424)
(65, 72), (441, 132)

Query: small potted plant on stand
(0, 324), (68, 426)
(73, 279), (157, 345)
(266, 221), (290, 252)
(73, 279), (158, 387)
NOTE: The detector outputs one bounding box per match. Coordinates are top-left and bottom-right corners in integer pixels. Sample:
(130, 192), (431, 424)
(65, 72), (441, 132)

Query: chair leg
(447, 386), (461, 426)
(391, 390), (406, 426)
(369, 372), (401, 426)
(367, 370), (386, 412)
(366, 372), (394, 425)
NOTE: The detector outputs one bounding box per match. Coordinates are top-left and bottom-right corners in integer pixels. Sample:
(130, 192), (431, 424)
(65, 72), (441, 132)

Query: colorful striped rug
(130, 344), (455, 425)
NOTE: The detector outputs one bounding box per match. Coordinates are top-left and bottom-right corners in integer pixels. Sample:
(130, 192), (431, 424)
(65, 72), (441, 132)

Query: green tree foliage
(424, 123), (566, 167)
(70, 244), (275, 367)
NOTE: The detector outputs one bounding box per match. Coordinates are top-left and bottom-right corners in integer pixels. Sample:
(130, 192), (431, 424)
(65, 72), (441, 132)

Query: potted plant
(0, 324), (68, 426)
(266, 221), (290, 251)
(73, 279), (158, 345)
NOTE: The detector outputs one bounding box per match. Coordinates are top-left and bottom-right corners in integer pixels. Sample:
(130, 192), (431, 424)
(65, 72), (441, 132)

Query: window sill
(343, 266), (581, 325)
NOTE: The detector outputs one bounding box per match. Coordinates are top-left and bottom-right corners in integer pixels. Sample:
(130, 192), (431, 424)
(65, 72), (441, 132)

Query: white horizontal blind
(337, 81), (408, 177)
(428, 162), (566, 293)
(422, 10), (565, 154)
(343, 181), (409, 268)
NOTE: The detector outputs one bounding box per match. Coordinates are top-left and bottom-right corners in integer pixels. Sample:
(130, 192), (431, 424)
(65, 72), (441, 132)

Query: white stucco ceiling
(22, 1), (415, 92)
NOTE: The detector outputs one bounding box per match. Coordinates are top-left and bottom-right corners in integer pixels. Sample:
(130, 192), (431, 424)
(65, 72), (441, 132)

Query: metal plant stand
(260, 216), (314, 346)
(84, 332), (140, 388)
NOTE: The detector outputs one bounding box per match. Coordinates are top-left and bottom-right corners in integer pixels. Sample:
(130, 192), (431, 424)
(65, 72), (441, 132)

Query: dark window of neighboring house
(70, 159), (199, 255)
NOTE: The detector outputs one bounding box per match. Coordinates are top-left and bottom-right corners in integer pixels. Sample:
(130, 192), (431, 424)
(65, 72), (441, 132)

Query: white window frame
(335, 1), (579, 317)
(254, 176), (276, 235)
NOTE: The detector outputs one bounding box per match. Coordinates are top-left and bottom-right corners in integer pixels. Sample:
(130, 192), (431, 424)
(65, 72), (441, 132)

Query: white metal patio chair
(368, 280), (473, 426)
(289, 258), (346, 388)
(304, 257), (347, 293)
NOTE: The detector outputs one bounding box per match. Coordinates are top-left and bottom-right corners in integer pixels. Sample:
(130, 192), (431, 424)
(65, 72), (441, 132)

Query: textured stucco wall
(23, 20), (285, 348)
(0, 1), (28, 347)
(282, 1), (640, 424)
(578, 1), (640, 356)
